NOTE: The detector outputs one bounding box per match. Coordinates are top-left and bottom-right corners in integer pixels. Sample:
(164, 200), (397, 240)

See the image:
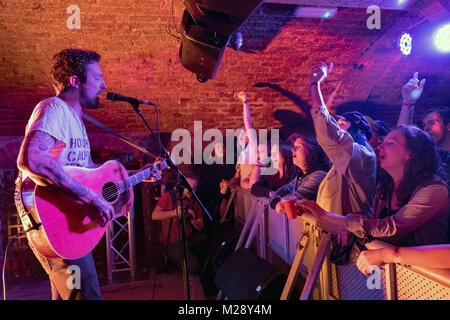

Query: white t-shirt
(23, 97), (91, 177)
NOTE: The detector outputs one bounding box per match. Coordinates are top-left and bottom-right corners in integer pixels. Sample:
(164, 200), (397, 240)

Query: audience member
(356, 244), (450, 276)
(269, 133), (329, 213)
(299, 125), (449, 247)
(152, 172), (206, 278)
(251, 142), (300, 198)
(397, 72), (450, 180)
(365, 116), (390, 153)
(309, 62), (377, 217)
(220, 91), (257, 192)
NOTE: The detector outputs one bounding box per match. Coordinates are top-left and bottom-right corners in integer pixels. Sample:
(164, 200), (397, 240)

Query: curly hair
(287, 133), (330, 175)
(51, 49), (101, 93)
(378, 125), (446, 206)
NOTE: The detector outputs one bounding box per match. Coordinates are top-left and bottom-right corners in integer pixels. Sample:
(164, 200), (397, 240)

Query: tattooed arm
(17, 130), (114, 226)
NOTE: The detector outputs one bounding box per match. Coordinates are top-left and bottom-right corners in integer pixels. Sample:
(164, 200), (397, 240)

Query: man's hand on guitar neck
(129, 159), (164, 183)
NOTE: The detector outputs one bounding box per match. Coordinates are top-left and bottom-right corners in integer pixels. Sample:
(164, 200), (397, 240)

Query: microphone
(106, 92), (155, 106)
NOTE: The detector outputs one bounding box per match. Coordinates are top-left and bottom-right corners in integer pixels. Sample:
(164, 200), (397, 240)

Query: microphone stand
(130, 102), (212, 300)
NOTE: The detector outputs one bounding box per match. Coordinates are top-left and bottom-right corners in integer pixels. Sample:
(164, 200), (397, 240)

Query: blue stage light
(399, 32), (412, 56)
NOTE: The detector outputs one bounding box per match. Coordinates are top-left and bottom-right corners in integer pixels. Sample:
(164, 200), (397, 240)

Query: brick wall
(0, 1), (449, 168)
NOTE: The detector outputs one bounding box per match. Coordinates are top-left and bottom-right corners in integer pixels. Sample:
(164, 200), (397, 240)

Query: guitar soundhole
(102, 182), (119, 202)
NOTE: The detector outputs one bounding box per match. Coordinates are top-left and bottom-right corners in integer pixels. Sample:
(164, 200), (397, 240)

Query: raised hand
(311, 62), (333, 84)
(402, 72), (426, 105)
(234, 91), (247, 103)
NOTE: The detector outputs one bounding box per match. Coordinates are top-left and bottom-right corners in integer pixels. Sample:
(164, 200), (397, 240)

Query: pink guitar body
(23, 160), (133, 260)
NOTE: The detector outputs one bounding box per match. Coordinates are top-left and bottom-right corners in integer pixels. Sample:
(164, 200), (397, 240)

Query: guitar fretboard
(118, 160), (167, 192)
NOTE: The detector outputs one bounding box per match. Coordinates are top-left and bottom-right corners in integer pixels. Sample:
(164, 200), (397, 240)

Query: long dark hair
(267, 143), (299, 190)
(288, 133), (330, 175)
(378, 125), (445, 206)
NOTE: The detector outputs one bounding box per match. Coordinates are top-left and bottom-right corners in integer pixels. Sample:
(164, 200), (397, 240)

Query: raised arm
(309, 63), (357, 173)
(17, 130), (114, 226)
(397, 72), (426, 126)
(235, 91), (257, 157)
(310, 62), (333, 109)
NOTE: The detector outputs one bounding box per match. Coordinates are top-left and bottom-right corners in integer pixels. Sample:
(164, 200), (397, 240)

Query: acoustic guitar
(20, 159), (167, 259)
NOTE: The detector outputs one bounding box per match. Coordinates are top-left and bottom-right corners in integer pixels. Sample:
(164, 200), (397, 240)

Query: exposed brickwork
(0, 1), (449, 168)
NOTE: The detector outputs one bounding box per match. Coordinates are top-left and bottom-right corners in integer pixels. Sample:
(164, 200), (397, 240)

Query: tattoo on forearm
(74, 184), (89, 198)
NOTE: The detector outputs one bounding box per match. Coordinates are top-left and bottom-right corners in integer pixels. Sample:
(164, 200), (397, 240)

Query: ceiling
(264, 0), (447, 12)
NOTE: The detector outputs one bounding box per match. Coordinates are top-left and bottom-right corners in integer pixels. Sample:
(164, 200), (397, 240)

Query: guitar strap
(82, 113), (158, 160)
(14, 171), (42, 233)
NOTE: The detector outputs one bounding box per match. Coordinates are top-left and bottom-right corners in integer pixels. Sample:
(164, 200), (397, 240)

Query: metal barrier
(230, 187), (450, 300)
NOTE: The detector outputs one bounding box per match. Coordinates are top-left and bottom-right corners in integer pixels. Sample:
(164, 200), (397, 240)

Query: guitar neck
(118, 160), (167, 191)
(120, 170), (151, 191)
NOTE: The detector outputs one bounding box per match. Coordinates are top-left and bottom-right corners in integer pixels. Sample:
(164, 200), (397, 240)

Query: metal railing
(228, 187), (450, 300)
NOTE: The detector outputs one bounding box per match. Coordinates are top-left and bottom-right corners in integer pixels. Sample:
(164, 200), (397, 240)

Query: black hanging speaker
(179, 9), (229, 81)
(179, 0), (263, 80)
(182, 0), (264, 36)
(215, 247), (287, 300)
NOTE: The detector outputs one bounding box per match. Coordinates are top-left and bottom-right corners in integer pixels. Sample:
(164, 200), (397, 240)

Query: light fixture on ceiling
(294, 7), (337, 19)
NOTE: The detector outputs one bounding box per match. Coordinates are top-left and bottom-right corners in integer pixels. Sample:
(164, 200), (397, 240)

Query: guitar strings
(100, 164), (164, 201)
(101, 173), (148, 200)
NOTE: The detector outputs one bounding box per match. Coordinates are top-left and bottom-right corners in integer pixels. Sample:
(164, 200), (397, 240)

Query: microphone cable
(2, 223), (40, 300)
(2, 233), (23, 300)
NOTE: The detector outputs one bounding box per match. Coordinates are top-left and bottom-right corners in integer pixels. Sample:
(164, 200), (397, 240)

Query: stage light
(322, 11), (334, 19)
(399, 32), (412, 56)
(433, 23), (450, 53)
(295, 7), (337, 18)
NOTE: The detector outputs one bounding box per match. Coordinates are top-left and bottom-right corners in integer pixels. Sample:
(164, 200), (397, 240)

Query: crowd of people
(15, 48), (449, 300)
(208, 63), (450, 277)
